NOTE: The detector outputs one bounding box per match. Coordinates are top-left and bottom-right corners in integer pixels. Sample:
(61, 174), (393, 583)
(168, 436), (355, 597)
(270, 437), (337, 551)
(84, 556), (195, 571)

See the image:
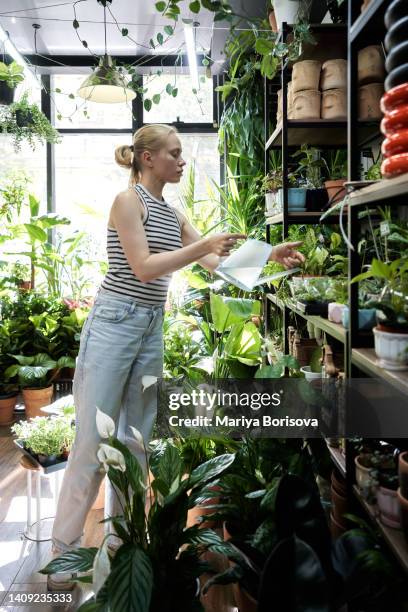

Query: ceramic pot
(399, 451), (408, 499)
(381, 83), (408, 113)
(300, 365), (322, 381)
(382, 128), (408, 157)
(358, 46), (385, 85)
(273, 0), (300, 29)
(22, 386), (54, 420)
(355, 455), (372, 490)
(292, 60), (322, 93)
(377, 485), (401, 528)
(385, 16), (408, 53)
(386, 41), (408, 74)
(397, 488), (408, 545)
(385, 64), (408, 93)
(291, 89), (321, 120)
(341, 307), (377, 330)
(328, 302), (346, 324)
(381, 104), (408, 135)
(321, 89), (347, 120)
(320, 59), (347, 91)
(305, 188), (327, 211)
(358, 83), (383, 120)
(381, 152), (408, 178)
(330, 512), (347, 539)
(325, 179), (347, 205)
(385, 0), (408, 30)
(0, 393), (18, 426)
(373, 326), (408, 370)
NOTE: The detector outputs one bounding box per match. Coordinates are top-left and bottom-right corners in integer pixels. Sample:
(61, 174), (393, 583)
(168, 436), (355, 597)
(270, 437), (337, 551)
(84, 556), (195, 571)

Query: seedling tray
(295, 300), (329, 317)
(14, 439), (68, 474)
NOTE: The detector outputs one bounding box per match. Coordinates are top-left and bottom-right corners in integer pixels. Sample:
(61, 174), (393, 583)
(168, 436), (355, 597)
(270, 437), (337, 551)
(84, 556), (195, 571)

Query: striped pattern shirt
(100, 183), (183, 305)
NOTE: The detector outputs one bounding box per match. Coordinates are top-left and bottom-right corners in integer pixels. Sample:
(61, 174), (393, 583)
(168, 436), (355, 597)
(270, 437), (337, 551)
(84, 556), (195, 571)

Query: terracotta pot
(321, 88), (347, 120)
(199, 547), (236, 611)
(17, 280), (32, 291)
(292, 60), (322, 93)
(397, 488), (408, 545)
(399, 451), (408, 499)
(377, 485), (401, 528)
(291, 89), (321, 120)
(358, 45), (385, 85)
(22, 386), (54, 420)
(320, 59), (347, 91)
(331, 485), (348, 526)
(0, 393), (18, 425)
(292, 334), (319, 368)
(359, 83), (384, 120)
(331, 469), (347, 497)
(330, 512), (347, 539)
(268, 9), (278, 32)
(92, 477), (105, 510)
(325, 179), (347, 205)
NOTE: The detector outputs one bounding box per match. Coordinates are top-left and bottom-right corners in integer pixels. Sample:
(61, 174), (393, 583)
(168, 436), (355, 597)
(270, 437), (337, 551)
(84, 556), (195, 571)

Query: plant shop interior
(1, 0), (408, 610)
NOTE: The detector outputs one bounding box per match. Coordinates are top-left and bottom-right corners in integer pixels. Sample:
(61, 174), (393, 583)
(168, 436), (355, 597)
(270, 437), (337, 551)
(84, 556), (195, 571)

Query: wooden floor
(0, 427), (104, 611)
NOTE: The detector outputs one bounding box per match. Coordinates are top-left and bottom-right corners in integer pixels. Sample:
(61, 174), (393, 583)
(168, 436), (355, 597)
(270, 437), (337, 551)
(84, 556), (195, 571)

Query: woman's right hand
(205, 233), (247, 257)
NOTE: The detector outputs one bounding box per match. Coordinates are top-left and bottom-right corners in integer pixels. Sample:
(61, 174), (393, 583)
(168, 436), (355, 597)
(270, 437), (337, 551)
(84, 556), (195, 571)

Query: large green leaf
(40, 547), (98, 574)
(210, 294), (255, 333)
(56, 356), (76, 369)
(158, 443), (182, 494)
(33, 213), (71, 228)
(186, 453), (235, 490)
(29, 194), (40, 217)
(109, 545), (153, 612)
(24, 223), (47, 243)
(224, 322), (261, 365)
(18, 366), (49, 382)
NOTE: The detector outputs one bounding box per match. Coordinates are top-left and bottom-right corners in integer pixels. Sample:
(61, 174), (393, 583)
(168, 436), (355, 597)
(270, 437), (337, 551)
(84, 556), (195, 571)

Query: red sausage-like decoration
(381, 104), (408, 135)
(381, 152), (408, 178)
(382, 129), (408, 157)
(381, 83), (408, 113)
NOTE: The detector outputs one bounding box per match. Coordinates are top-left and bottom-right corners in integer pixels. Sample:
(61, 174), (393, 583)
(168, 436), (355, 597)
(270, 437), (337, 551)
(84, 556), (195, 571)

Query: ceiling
(0, 0), (268, 73)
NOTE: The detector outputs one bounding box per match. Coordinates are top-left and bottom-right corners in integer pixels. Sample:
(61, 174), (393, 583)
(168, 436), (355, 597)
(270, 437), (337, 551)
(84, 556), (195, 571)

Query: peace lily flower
(96, 407), (115, 439)
(141, 375), (158, 392)
(129, 426), (145, 451)
(92, 537), (111, 596)
(97, 443), (126, 473)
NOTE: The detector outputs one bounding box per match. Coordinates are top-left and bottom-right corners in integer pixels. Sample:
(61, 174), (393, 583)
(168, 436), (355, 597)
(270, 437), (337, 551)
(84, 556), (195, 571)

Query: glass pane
(53, 75), (132, 129)
(143, 75), (213, 123)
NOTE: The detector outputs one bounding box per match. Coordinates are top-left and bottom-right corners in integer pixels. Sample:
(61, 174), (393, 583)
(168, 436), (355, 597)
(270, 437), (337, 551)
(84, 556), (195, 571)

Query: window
(52, 75), (132, 129)
(143, 75), (213, 124)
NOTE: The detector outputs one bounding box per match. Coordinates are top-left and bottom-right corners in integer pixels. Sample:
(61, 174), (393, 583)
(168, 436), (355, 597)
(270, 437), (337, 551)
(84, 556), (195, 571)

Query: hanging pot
(15, 109), (34, 128)
(358, 83), (383, 120)
(385, 16), (408, 53)
(320, 59), (347, 92)
(321, 89), (347, 120)
(0, 82), (16, 106)
(22, 386), (54, 420)
(291, 89), (321, 120)
(358, 46), (385, 85)
(385, 0), (408, 30)
(272, 0), (300, 29)
(385, 63), (408, 92)
(292, 60), (322, 93)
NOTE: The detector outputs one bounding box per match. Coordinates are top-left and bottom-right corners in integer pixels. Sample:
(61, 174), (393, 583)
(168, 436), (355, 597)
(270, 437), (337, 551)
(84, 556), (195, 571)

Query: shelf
(267, 293), (347, 343)
(350, 0), (386, 44)
(266, 121), (347, 149)
(326, 440), (346, 478)
(353, 485), (408, 575)
(349, 174), (408, 208)
(265, 211), (340, 225)
(352, 348), (408, 397)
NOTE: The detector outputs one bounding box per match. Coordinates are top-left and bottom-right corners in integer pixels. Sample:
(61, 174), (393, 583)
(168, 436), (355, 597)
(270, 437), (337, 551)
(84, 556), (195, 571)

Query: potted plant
(300, 347), (323, 381)
(292, 145), (327, 212)
(352, 258), (408, 370)
(12, 414), (75, 466)
(9, 261), (31, 290)
(272, 0), (301, 30)
(0, 92), (61, 151)
(5, 353), (75, 419)
(0, 61), (24, 105)
(0, 361), (19, 426)
(375, 471), (401, 529)
(323, 150), (348, 206)
(40, 413), (237, 610)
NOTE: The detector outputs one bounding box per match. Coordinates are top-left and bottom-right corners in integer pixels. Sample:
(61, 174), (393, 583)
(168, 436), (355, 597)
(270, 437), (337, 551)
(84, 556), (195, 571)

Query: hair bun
(115, 144), (133, 169)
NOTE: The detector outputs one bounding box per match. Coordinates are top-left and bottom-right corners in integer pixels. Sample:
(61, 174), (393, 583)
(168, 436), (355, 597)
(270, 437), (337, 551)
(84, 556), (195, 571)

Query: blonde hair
(115, 123), (178, 184)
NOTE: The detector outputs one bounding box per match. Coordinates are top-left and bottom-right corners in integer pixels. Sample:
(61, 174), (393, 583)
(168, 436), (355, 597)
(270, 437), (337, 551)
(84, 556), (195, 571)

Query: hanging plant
(0, 93), (61, 151)
(0, 61), (25, 106)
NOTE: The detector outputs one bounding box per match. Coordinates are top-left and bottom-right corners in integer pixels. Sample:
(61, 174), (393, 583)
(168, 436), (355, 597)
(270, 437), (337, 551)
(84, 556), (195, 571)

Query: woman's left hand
(269, 241), (305, 269)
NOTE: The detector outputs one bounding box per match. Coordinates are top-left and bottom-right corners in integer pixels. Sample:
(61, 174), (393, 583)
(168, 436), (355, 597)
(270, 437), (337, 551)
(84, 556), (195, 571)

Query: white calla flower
(92, 538), (111, 596)
(96, 407), (115, 439)
(129, 426), (145, 450)
(97, 443), (126, 473)
(141, 375), (158, 392)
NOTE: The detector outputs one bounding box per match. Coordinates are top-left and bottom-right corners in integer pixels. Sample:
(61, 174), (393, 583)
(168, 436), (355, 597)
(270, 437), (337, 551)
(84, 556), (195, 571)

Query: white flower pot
(373, 327), (408, 371)
(300, 366), (322, 381)
(273, 0), (300, 29)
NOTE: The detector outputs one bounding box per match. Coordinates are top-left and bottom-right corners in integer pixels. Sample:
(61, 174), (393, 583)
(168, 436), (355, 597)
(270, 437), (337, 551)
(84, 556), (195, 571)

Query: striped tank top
(100, 183), (183, 305)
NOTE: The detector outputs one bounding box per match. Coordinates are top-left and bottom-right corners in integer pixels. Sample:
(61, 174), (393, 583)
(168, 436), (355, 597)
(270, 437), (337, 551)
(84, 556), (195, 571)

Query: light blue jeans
(52, 288), (164, 552)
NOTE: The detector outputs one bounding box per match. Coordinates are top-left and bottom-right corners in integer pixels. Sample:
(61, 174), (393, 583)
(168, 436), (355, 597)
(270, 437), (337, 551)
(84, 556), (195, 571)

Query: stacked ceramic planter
(380, 0), (408, 179)
(358, 46), (385, 121)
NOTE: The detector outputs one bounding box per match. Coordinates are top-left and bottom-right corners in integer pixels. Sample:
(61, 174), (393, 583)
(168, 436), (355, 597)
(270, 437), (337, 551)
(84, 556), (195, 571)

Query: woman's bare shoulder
(109, 188), (143, 228)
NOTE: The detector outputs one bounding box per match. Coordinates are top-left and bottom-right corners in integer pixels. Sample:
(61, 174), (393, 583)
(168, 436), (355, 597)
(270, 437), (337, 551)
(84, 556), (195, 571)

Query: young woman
(48, 123), (304, 590)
